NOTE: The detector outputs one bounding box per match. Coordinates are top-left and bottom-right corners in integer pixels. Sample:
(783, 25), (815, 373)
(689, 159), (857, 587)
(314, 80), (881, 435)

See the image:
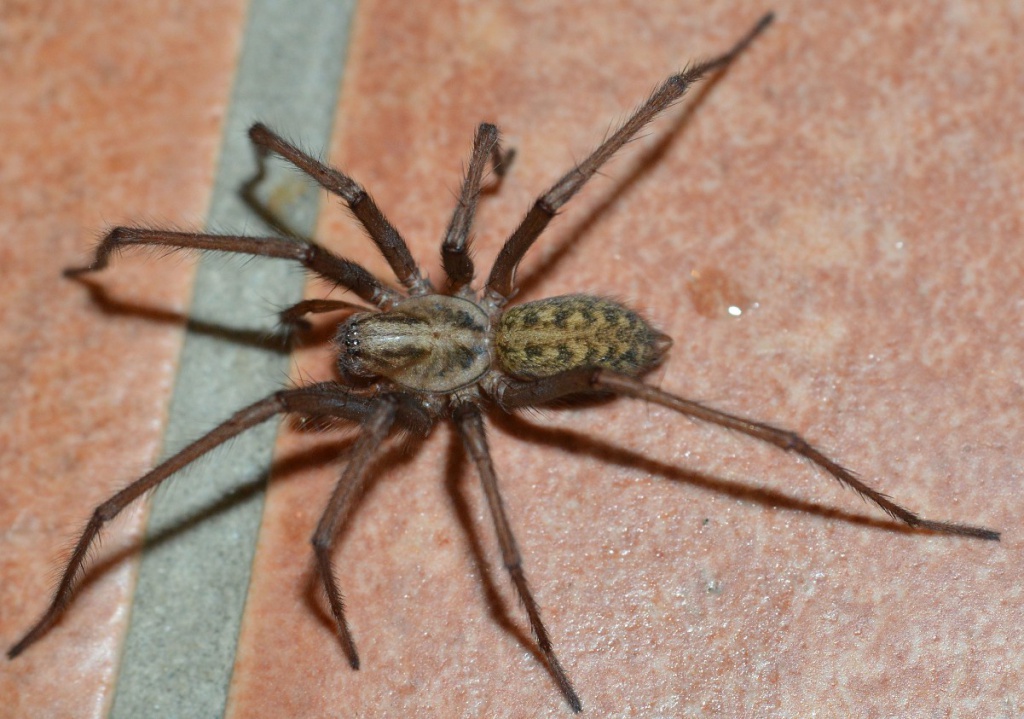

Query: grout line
(110, 2), (357, 717)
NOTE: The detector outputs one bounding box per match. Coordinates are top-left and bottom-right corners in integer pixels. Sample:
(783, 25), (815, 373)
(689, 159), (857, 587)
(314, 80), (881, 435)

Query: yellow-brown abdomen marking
(495, 295), (670, 379)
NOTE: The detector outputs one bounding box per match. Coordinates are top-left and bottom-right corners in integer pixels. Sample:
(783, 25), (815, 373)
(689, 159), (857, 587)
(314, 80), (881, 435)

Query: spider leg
(442, 123), (515, 291)
(248, 123), (431, 295)
(7, 383), (381, 660)
(279, 298), (372, 335)
(497, 369), (1000, 541)
(485, 12), (774, 302)
(64, 226), (401, 309)
(454, 405), (582, 713)
(310, 398), (397, 670)
(442, 123), (505, 291)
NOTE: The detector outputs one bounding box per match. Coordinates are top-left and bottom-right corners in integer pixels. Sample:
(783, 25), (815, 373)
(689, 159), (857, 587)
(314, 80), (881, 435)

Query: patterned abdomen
(495, 295), (670, 379)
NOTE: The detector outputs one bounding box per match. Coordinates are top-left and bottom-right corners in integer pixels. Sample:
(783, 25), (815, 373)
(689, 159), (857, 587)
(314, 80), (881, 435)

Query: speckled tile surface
(3, 1), (1022, 718)
(1, 3), (246, 718)
(229, 1), (1023, 716)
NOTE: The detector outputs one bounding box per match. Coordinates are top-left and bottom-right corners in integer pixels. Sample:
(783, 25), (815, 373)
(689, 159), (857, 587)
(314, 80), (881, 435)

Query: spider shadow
(422, 393), (924, 699)
(75, 433), (363, 610)
(441, 428), (550, 673)
(69, 418), (429, 663)
(514, 55), (741, 300)
(296, 434), (426, 641)
(68, 276), (295, 354)
(489, 409), (925, 536)
(62, 127), (334, 354)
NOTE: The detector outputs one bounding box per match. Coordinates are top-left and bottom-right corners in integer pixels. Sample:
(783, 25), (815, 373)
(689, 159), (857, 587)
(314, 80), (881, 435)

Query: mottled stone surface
(3, 2), (1021, 718)
(230, 2), (1023, 717)
(0, 3), (246, 718)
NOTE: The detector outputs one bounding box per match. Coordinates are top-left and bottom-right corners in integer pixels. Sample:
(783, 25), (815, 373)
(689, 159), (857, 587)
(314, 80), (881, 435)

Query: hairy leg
(65, 226), (401, 309)
(485, 13), (774, 302)
(454, 405), (582, 713)
(497, 368), (1000, 541)
(278, 298), (372, 334)
(442, 123), (514, 292)
(8, 383), (380, 659)
(310, 398), (397, 670)
(249, 123), (430, 295)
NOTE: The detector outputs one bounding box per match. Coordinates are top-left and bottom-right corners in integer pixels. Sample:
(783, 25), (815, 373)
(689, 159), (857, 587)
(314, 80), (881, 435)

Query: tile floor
(2, 1), (1022, 717)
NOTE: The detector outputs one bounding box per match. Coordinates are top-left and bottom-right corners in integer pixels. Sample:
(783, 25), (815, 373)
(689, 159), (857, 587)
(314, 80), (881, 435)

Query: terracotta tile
(0, 2), (245, 717)
(5, 1), (1022, 718)
(227, 0), (1022, 717)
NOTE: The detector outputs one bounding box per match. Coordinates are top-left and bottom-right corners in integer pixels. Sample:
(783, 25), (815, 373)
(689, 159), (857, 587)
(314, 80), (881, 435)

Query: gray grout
(110, 1), (357, 717)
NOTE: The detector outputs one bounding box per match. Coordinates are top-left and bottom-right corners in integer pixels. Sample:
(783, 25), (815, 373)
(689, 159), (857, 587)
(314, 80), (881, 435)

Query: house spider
(8, 12), (999, 713)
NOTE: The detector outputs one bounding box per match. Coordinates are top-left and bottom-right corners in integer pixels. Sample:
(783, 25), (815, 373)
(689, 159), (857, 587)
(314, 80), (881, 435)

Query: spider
(8, 12), (999, 713)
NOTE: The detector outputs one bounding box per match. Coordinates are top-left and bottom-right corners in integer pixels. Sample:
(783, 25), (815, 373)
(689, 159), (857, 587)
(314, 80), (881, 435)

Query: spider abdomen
(495, 294), (670, 379)
(336, 295), (490, 392)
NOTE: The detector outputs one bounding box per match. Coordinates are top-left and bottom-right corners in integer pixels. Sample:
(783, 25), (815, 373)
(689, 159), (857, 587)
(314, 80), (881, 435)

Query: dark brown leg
(248, 123), (431, 295)
(310, 399), (397, 670)
(7, 383), (382, 659)
(497, 369), (1000, 541)
(441, 123), (515, 291)
(454, 405), (582, 713)
(442, 123), (501, 291)
(65, 227), (401, 309)
(485, 12), (774, 302)
(279, 298), (372, 334)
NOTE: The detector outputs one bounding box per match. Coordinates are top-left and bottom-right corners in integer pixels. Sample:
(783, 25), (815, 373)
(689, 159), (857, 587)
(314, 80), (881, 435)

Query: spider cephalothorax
(8, 12), (998, 713)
